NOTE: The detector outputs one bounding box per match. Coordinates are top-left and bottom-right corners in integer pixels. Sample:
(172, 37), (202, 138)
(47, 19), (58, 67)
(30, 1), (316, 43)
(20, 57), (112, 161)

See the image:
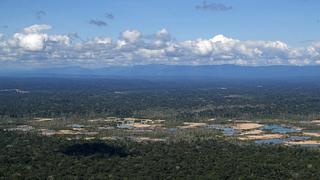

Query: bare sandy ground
(310, 120), (320, 126)
(83, 131), (99, 135)
(123, 117), (139, 121)
(303, 132), (320, 137)
(39, 129), (56, 136)
(178, 122), (207, 129)
(232, 123), (263, 130)
(72, 128), (85, 131)
(88, 119), (104, 122)
(88, 117), (120, 122)
(285, 140), (320, 145)
(311, 120), (320, 123)
(34, 118), (54, 122)
(149, 124), (164, 128)
(134, 137), (166, 142)
(84, 137), (95, 140)
(131, 123), (151, 128)
(55, 129), (98, 135)
(153, 120), (166, 123)
(239, 134), (284, 140)
(56, 130), (80, 135)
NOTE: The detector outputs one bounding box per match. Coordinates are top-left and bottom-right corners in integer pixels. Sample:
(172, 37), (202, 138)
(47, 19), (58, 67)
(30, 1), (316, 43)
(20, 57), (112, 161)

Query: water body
(255, 136), (310, 144)
(167, 128), (177, 132)
(260, 124), (300, 134)
(207, 124), (236, 136)
(207, 123), (315, 146)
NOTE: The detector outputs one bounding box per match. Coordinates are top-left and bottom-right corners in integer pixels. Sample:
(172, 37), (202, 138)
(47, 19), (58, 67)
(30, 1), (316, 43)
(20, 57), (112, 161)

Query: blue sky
(1, 0), (320, 67)
(1, 0), (319, 44)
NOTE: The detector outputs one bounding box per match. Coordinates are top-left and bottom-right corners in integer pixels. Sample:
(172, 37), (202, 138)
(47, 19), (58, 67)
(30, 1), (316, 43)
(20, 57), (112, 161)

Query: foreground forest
(1, 130), (320, 179)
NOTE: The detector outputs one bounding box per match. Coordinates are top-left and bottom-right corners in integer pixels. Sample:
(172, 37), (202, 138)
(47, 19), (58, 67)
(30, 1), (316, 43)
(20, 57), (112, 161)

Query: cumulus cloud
(155, 28), (171, 42)
(89, 20), (108, 27)
(196, 1), (232, 12)
(23, 24), (52, 33)
(121, 30), (141, 43)
(7, 24), (69, 51)
(1, 24), (320, 66)
(12, 33), (48, 51)
(91, 37), (112, 44)
(48, 35), (71, 46)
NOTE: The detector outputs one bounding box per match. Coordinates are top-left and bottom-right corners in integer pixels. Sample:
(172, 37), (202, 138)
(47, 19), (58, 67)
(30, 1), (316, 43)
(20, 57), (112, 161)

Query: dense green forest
(1, 77), (320, 179)
(1, 77), (320, 121)
(1, 130), (320, 179)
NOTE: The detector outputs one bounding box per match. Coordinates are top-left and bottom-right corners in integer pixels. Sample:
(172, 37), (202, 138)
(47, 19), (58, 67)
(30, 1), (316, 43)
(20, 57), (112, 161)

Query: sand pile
(303, 132), (320, 137)
(311, 120), (320, 123)
(232, 123), (263, 130)
(131, 123), (151, 128)
(34, 118), (54, 122)
(178, 122), (207, 129)
(56, 130), (80, 135)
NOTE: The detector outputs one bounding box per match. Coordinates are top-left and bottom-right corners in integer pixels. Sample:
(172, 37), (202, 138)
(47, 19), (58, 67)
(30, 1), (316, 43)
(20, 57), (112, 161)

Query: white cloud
(116, 39), (127, 48)
(91, 37), (112, 45)
(48, 35), (70, 46)
(23, 24), (52, 34)
(12, 33), (48, 51)
(1, 24), (320, 66)
(156, 28), (170, 39)
(137, 48), (165, 58)
(121, 30), (141, 43)
(211, 34), (236, 43)
(7, 24), (53, 51)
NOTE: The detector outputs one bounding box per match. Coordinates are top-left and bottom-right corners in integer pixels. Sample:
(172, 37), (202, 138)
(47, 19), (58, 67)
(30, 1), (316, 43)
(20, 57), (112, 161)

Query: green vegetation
(1, 130), (320, 179)
(1, 78), (320, 121)
(1, 77), (320, 178)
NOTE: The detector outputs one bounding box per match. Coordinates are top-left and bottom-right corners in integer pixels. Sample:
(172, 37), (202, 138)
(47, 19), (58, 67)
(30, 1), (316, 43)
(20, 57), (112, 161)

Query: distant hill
(2, 65), (320, 79)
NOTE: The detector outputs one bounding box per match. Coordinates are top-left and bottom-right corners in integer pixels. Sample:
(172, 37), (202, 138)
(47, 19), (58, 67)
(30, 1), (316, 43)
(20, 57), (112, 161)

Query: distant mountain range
(2, 65), (320, 79)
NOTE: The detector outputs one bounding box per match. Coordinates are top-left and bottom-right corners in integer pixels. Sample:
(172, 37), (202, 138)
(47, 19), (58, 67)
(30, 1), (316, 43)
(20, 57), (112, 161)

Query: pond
(260, 124), (300, 134)
(167, 128), (177, 132)
(255, 136), (310, 144)
(207, 124), (236, 136)
(207, 123), (319, 146)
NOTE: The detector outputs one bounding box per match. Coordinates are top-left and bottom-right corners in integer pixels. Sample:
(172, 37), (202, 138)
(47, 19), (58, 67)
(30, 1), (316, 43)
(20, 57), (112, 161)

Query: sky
(0, 0), (320, 68)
